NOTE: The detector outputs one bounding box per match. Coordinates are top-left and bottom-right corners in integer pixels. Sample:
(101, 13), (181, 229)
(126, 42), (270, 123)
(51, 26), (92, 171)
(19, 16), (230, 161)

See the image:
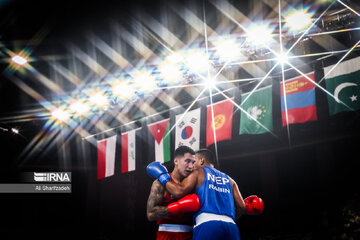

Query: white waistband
(195, 213), (235, 227)
(158, 224), (193, 232)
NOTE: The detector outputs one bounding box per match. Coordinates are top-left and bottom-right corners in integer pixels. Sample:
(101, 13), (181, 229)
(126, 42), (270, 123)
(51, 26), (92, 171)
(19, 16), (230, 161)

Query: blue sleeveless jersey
(194, 167), (235, 220)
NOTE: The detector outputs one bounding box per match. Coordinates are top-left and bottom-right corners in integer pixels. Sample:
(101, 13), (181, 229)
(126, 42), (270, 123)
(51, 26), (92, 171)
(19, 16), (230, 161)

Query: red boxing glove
(168, 194), (201, 216)
(244, 195), (264, 215)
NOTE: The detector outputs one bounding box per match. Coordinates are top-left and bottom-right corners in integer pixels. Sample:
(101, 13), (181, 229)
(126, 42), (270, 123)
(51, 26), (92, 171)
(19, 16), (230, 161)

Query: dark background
(0, 0), (360, 239)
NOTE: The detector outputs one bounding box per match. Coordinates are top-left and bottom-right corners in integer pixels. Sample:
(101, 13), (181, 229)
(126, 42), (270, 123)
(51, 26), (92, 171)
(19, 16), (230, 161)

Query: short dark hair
(196, 148), (215, 165)
(174, 146), (195, 158)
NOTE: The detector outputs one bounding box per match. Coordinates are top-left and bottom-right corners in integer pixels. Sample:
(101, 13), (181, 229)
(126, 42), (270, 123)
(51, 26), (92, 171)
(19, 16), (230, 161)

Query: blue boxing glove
(146, 162), (171, 186)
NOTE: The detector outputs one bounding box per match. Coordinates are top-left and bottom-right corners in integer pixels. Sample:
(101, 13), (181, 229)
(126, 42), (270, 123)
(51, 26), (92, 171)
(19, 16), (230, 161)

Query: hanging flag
(121, 128), (139, 173)
(280, 72), (317, 126)
(206, 99), (234, 147)
(240, 85), (273, 134)
(148, 119), (171, 163)
(175, 108), (201, 151)
(324, 56), (360, 115)
(97, 135), (117, 179)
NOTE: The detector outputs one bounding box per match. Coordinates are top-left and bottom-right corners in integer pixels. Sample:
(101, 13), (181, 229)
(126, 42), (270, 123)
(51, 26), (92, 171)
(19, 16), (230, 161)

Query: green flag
(325, 56), (360, 115)
(239, 86), (273, 134)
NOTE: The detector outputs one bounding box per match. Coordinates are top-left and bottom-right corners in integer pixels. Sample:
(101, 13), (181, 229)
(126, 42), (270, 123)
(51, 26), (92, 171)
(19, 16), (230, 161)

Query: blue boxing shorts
(192, 221), (241, 240)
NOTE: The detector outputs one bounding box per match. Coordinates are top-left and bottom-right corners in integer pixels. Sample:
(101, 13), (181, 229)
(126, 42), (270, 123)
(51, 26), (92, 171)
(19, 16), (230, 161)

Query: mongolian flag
(281, 72), (317, 126)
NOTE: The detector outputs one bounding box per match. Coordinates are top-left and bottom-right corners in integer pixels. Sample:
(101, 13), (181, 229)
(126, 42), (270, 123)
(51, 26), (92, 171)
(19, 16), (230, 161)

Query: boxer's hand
(168, 194), (201, 216)
(244, 195), (264, 215)
(146, 162), (171, 186)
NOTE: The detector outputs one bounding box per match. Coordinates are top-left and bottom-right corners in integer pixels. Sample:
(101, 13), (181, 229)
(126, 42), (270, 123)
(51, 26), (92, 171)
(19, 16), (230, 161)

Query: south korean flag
(175, 108), (201, 151)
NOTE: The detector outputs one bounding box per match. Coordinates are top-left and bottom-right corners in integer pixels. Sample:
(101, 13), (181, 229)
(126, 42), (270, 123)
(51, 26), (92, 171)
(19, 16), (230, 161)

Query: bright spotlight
(11, 128), (19, 134)
(214, 38), (241, 62)
(159, 62), (183, 84)
(204, 77), (216, 89)
(166, 52), (184, 64)
(134, 72), (158, 93)
(89, 92), (109, 107)
(276, 52), (289, 65)
(113, 81), (135, 99)
(285, 10), (312, 31)
(11, 55), (28, 65)
(51, 108), (71, 122)
(69, 100), (90, 116)
(247, 25), (273, 45)
(185, 51), (210, 74)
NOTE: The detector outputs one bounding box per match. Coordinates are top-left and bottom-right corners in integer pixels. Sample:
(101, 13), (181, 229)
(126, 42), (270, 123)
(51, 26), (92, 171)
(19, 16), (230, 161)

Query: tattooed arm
(147, 179), (170, 221)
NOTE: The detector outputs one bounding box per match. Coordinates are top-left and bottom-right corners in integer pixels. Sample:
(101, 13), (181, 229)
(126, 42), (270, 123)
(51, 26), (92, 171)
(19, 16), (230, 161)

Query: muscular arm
(165, 169), (200, 199)
(146, 180), (170, 221)
(230, 177), (246, 220)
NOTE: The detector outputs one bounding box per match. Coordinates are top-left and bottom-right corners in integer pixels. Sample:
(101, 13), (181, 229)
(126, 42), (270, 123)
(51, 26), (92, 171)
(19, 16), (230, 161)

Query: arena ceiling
(0, 0), (359, 160)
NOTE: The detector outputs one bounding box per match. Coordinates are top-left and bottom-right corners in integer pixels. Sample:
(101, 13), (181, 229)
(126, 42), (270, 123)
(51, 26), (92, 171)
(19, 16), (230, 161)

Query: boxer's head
(173, 146), (195, 179)
(194, 148), (215, 168)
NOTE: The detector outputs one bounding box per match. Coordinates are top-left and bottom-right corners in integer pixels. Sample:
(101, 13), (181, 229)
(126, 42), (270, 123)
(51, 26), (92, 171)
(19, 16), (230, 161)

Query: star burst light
(112, 81), (135, 100)
(69, 100), (90, 116)
(214, 38), (241, 62)
(133, 71), (158, 93)
(246, 25), (273, 46)
(285, 10), (313, 31)
(51, 108), (71, 122)
(3, 48), (35, 75)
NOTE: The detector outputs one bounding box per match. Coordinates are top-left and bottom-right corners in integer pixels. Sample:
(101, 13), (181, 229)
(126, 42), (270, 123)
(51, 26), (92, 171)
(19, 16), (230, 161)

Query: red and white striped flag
(97, 135), (117, 179)
(121, 129), (138, 173)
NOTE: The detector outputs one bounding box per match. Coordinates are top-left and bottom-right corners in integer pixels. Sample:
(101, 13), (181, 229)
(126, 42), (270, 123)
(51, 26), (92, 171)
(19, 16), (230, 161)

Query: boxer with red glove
(244, 195), (264, 215)
(168, 194), (200, 216)
(146, 146), (197, 240)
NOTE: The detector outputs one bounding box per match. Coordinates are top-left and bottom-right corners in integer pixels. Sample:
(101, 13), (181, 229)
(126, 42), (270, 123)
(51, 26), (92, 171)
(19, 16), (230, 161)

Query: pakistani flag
(325, 56), (360, 115)
(239, 85), (273, 134)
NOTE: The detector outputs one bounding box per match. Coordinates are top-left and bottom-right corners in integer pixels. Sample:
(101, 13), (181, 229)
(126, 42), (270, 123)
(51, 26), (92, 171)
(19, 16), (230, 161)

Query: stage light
(11, 128), (19, 134)
(134, 71), (158, 93)
(214, 38), (241, 62)
(166, 52), (184, 64)
(112, 81), (135, 99)
(89, 92), (109, 107)
(185, 51), (210, 74)
(158, 62), (183, 84)
(11, 55), (28, 65)
(247, 25), (273, 45)
(69, 100), (90, 116)
(204, 77), (216, 89)
(285, 10), (312, 31)
(51, 108), (71, 122)
(276, 52), (289, 65)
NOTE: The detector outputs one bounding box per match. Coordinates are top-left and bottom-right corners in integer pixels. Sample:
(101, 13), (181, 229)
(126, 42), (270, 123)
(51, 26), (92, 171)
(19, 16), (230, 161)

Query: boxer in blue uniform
(147, 149), (264, 240)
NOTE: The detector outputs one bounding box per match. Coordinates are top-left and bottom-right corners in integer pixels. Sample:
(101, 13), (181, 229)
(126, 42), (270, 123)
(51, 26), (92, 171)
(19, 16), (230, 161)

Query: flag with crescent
(280, 72), (317, 126)
(240, 85), (273, 134)
(175, 108), (201, 151)
(206, 99), (234, 147)
(324, 56), (360, 115)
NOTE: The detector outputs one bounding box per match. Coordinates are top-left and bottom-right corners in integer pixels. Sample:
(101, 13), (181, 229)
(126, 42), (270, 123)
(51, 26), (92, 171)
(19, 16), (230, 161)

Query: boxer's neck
(170, 169), (182, 183)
